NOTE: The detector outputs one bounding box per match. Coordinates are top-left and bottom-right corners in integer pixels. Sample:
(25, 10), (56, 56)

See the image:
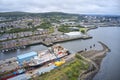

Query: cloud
(0, 0), (120, 15)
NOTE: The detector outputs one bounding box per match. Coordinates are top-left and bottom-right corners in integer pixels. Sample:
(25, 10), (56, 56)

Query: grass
(31, 54), (89, 80)
(58, 25), (71, 33)
(58, 25), (86, 33)
(48, 27), (54, 33)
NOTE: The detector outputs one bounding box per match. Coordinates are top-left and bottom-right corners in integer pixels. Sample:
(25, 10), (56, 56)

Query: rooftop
(17, 51), (37, 60)
(7, 74), (31, 80)
(65, 32), (82, 36)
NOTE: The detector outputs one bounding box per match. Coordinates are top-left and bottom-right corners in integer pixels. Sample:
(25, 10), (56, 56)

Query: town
(0, 12), (120, 52)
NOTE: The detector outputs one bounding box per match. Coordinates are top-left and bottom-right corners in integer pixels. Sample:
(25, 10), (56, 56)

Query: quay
(0, 34), (92, 52)
(42, 35), (92, 47)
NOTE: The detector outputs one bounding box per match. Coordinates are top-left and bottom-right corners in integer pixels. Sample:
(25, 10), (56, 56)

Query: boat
(28, 44), (69, 67)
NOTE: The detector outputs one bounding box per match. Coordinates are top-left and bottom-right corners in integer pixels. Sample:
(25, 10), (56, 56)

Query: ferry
(28, 44), (70, 67)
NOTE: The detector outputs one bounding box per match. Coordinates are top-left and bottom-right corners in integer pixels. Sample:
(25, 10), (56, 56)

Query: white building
(64, 32), (82, 38)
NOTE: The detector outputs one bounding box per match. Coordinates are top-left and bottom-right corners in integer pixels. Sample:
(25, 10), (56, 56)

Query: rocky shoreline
(78, 41), (110, 80)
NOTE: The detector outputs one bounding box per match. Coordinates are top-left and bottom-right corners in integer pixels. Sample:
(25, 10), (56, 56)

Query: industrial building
(7, 74), (31, 80)
(64, 32), (82, 38)
(37, 64), (56, 75)
(17, 51), (37, 66)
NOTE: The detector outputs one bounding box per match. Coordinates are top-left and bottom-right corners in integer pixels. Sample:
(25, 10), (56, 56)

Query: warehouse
(17, 51), (37, 66)
(64, 32), (82, 38)
(7, 74), (31, 80)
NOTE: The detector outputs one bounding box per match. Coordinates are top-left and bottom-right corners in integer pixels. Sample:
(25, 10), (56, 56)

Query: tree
(81, 30), (85, 34)
(80, 28), (87, 34)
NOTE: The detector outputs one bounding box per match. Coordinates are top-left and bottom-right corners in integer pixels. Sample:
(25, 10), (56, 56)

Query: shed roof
(17, 51), (37, 60)
(38, 64), (56, 74)
(65, 32), (81, 36)
(7, 74), (31, 80)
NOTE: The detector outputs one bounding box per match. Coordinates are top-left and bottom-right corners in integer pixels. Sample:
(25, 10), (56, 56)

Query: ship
(28, 44), (70, 67)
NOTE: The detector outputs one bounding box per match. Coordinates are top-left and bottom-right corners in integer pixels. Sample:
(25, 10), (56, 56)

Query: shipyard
(0, 40), (111, 80)
(0, 44), (71, 80)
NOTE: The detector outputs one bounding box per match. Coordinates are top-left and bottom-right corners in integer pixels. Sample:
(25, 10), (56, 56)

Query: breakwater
(78, 41), (110, 80)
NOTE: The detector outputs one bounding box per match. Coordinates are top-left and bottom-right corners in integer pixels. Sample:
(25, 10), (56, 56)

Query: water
(60, 27), (120, 80)
(91, 27), (120, 80)
(0, 27), (120, 80)
(0, 45), (47, 60)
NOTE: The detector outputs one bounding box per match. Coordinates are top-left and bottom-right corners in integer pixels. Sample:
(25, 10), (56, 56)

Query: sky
(0, 0), (120, 15)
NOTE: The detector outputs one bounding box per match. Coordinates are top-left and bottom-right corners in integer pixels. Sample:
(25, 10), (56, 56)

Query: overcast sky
(0, 0), (120, 15)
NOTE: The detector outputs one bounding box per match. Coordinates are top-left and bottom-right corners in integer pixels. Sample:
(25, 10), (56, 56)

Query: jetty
(78, 41), (110, 80)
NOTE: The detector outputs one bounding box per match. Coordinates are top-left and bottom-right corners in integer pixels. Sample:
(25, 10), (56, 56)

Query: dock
(0, 44), (69, 80)
(0, 34), (92, 52)
(41, 35), (92, 47)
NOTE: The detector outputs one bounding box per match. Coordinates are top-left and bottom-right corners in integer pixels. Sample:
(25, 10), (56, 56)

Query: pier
(78, 41), (110, 80)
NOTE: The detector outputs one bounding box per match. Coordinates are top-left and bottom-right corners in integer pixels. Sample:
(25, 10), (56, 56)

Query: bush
(75, 54), (83, 60)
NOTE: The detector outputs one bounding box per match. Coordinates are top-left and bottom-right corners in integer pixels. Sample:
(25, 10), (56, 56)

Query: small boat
(2, 50), (4, 53)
